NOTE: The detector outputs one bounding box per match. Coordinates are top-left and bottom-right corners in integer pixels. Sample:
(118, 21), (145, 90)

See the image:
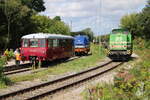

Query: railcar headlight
(42, 50), (46, 54)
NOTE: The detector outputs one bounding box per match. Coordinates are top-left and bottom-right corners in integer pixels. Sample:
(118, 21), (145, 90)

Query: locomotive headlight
(107, 50), (110, 54)
(127, 50), (131, 54)
(128, 45), (131, 48)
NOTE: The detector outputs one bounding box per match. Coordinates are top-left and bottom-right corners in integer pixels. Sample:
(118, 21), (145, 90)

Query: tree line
(0, 0), (94, 50)
(120, 0), (150, 41)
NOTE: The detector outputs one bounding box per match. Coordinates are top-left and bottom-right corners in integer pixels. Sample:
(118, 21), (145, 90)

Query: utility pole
(70, 20), (72, 32)
(99, 0), (102, 54)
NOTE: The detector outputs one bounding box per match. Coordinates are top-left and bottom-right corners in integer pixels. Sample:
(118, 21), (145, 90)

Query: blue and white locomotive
(74, 35), (90, 55)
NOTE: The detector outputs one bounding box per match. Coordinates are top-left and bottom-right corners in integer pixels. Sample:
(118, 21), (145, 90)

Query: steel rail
(4, 63), (31, 72)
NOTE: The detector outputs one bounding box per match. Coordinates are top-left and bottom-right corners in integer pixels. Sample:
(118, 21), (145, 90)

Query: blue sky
(41, 0), (146, 36)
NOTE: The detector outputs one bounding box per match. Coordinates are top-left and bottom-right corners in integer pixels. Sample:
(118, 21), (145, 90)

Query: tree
(48, 20), (70, 35)
(53, 16), (61, 21)
(21, 0), (45, 12)
(0, 0), (46, 49)
(140, 0), (150, 40)
(31, 15), (70, 35)
(120, 13), (144, 39)
(0, 0), (27, 48)
(120, 0), (150, 40)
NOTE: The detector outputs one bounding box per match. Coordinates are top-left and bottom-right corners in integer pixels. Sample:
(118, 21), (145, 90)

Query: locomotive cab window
(23, 39), (29, 47)
(30, 39), (38, 47)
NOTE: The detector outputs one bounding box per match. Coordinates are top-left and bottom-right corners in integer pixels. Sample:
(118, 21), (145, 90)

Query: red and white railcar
(20, 33), (74, 62)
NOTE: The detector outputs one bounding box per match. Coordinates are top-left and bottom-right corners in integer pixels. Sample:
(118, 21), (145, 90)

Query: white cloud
(41, 0), (146, 35)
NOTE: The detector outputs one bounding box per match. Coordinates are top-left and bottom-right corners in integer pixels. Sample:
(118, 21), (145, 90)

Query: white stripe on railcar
(21, 33), (74, 39)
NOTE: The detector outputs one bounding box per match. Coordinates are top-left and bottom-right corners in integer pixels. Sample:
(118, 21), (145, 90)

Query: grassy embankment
(83, 40), (150, 100)
(6, 44), (106, 84)
(0, 57), (11, 88)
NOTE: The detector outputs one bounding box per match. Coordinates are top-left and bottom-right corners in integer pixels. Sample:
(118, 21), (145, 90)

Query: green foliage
(0, 0), (29, 48)
(7, 49), (15, 60)
(0, 0), (71, 49)
(3, 49), (15, 61)
(0, 56), (11, 88)
(31, 15), (70, 35)
(48, 19), (70, 35)
(120, 0), (150, 40)
(53, 16), (61, 21)
(133, 38), (150, 50)
(21, 0), (45, 12)
(120, 13), (142, 39)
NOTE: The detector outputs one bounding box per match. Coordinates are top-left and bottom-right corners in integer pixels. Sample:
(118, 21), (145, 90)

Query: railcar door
(47, 39), (54, 61)
(52, 39), (61, 60)
(65, 39), (74, 57)
(58, 39), (64, 58)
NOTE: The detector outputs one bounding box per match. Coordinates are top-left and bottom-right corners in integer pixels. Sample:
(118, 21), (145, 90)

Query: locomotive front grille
(109, 50), (128, 55)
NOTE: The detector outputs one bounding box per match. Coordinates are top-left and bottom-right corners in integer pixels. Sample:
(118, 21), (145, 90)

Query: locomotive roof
(21, 33), (74, 39)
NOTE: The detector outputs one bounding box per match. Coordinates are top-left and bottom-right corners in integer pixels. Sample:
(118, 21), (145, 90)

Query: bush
(7, 49), (15, 60)
(0, 57), (11, 88)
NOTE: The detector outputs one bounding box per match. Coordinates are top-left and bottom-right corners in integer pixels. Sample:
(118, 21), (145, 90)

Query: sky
(41, 0), (147, 36)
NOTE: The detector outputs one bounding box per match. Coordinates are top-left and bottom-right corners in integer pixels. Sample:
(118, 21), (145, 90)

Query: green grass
(9, 44), (106, 83)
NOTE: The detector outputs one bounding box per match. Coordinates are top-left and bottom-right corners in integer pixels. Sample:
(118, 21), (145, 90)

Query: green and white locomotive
(107, 29), (133, 60)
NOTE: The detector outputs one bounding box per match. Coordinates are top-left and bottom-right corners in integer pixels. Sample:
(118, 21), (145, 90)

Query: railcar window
(30, 39), (38, 47)
(53, 39), (58, 47)
(66, 39), (71, 46)
(60, 39), (67, 47)
(39, 39), (46, 47)
(23, 39), (29, 47)
(48, 39), (53, 47)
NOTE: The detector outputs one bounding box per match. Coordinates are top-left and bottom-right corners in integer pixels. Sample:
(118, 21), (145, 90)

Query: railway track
(3, 56), (80, 75)
(4, 63), (31, 75)
(0, 60), (124, 100)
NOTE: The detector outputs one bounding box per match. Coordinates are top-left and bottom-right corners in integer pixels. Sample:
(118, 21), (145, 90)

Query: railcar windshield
(22, 39), (29, 47)
(39, 39), (46, 47)
(30, 39), (38, 47)
(22, 39), (46, 47)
